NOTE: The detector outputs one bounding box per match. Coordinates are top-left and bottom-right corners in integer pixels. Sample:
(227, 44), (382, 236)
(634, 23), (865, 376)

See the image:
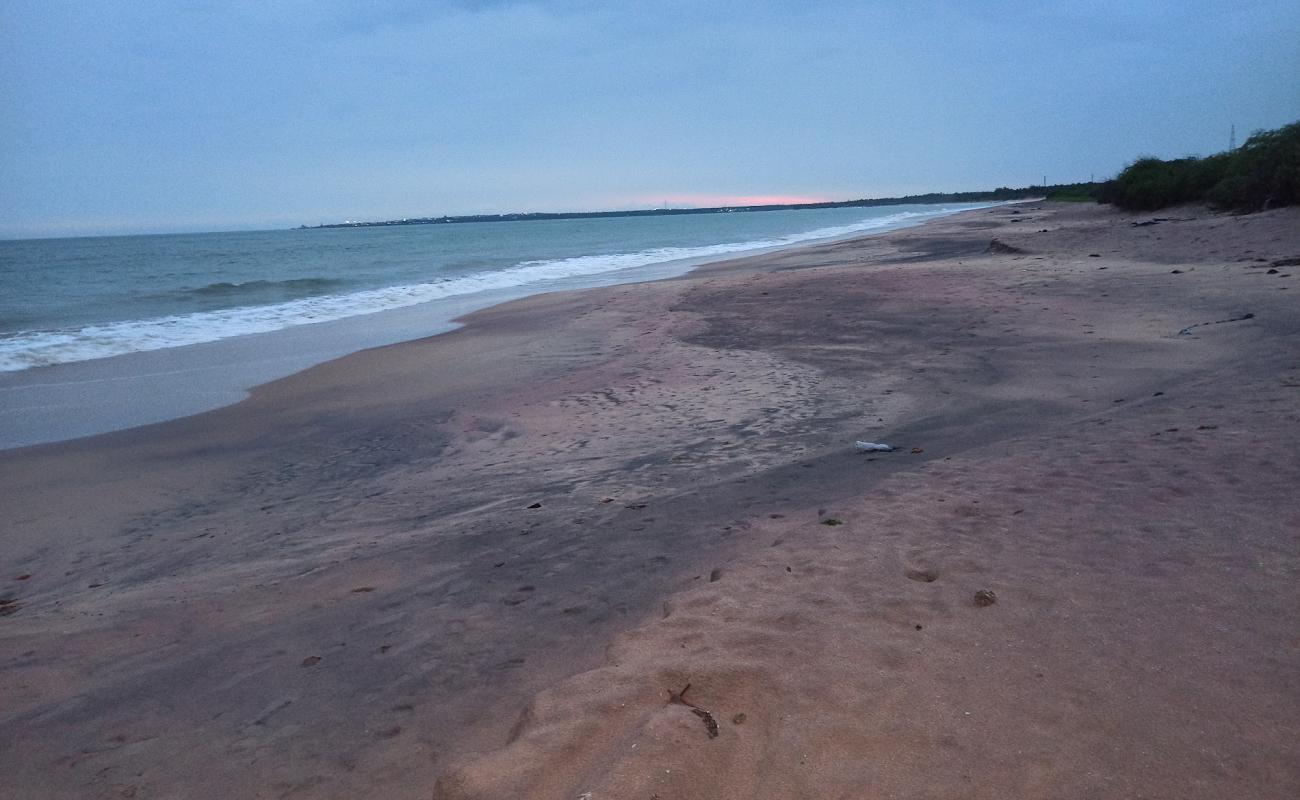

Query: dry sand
(2, 202), (1298, 799)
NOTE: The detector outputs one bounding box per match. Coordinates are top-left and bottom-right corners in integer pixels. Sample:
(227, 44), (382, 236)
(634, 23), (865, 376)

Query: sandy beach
(2, 202), (1298, 799)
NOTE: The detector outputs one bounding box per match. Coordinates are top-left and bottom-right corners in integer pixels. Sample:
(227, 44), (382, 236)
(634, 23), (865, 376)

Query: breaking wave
(0, 207), (969, 371)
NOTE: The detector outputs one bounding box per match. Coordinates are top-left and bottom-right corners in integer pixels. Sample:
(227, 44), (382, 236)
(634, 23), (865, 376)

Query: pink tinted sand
(2, 203), (1298, 799)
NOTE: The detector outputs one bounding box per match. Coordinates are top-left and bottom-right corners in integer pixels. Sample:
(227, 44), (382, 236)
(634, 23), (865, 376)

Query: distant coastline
(301, 182), (1098, 229)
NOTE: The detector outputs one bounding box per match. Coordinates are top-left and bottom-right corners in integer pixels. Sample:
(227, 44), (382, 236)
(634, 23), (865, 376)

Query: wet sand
(2, 203), (1298, 799)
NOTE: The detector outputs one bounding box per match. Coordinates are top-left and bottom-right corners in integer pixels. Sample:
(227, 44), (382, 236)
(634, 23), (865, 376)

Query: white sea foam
(0, 208), (967, 372)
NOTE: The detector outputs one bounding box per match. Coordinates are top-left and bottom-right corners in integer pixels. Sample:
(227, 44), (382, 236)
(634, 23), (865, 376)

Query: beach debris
(667, 683), (720, 739)
(1171, 269), (1184, 274)
(986, 238), (1029, 255)
(910, 447), (924, 454)
(0, 595), (21, 617)
(525, 502), (542, 509)
(1177, 312), (1254, 336)
(709, 568), (723, 582)
(301, 655), (322, 667)
(1267, 268), (1279, 274)
(855, 441), (894, 452)
(625, 503), (647, 510)
(692, 707), (720, 738)
(15, 574), (30, 581)
(973, 590), (998, 607)
(821, 518), (843, 526)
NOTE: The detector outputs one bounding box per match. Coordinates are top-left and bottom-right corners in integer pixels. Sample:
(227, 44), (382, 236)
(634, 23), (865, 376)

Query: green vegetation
(1097, 121), (1300, 212)
(1044, 183), (1102, 202)
(308, 183), (1107, 229)
(310, 123), (1300, 231)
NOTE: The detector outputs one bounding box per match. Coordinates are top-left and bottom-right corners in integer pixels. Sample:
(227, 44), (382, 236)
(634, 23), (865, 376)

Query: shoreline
(2, 201), (1298, 799)
(0, 203), (993, 450)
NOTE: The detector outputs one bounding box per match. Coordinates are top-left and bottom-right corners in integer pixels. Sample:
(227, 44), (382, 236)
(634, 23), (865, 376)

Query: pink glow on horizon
(624, 193), (834, 209)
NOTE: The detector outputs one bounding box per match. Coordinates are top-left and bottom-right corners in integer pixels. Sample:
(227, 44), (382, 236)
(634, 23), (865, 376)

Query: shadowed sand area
(2, 203), (1298, 798)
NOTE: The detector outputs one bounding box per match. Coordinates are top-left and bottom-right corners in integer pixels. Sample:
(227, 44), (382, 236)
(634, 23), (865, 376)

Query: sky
(1, 1), (1298, 238)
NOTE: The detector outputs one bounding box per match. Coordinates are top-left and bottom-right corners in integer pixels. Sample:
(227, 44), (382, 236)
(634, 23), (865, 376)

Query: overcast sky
(2, 0), (1298, 238)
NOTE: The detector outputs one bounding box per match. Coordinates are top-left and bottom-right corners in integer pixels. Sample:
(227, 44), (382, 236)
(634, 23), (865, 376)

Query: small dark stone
(709, 568), (722, 582)
(301, 655), (322, 667)
(1267, 268), (1279, 274)
(732, 713), (747, 725)
(525, 502), (542, 509)
(973, 590), (997, 607)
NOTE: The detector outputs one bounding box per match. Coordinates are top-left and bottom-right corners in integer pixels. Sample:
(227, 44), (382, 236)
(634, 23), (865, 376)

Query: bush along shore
(1098, 120), (1300, 212)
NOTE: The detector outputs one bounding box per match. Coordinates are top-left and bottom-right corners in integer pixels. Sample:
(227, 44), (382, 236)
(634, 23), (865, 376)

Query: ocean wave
(180, 277), (351, 299)
(0, 207), (968, 372)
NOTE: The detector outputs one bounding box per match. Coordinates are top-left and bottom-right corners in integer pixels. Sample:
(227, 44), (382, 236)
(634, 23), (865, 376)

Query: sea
(0, 203), (990, 448)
